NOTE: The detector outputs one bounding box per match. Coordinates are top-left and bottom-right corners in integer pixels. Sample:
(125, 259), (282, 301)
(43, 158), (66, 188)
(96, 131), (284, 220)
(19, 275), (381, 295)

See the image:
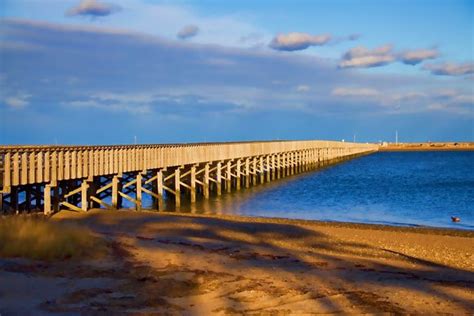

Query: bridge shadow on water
(43, 210), (474, 314)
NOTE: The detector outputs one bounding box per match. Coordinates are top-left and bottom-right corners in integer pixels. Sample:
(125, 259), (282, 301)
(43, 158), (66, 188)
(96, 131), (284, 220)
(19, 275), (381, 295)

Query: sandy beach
(1, 210), (473, 315)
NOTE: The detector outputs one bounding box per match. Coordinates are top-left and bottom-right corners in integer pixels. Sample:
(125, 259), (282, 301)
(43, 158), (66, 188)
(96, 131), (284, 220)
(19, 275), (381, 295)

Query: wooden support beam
(271, 155), (275, 180)
(291, 152), (295, 175)
(81, 180), (88, 211)
(152, 169), (164, 210)
(226, 160), (232, 193)
(266, 155), (271, 182)
(236, 159), (241, 191)
(44, 185), (51, 215)
(136, 173), (142, 211)
(259, 156), (264, 184)
(216, 162), (222, 196)
(252, 157), (257, 185)
(174, 168), (181, 208)
(277, 153), (281, 179)
(111, 175), (119, 209)
(190, 165), (196, 202)
(245, 158), (250, 188)
(203, 164), (210, 199)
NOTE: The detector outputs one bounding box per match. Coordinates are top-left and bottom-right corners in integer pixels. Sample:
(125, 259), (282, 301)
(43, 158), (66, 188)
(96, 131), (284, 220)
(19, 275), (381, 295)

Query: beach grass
(0, 216), (106, 261)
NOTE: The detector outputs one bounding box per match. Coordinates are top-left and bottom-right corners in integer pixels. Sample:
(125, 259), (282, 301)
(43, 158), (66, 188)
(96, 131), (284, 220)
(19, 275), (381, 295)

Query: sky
(0, 0), (473, 144)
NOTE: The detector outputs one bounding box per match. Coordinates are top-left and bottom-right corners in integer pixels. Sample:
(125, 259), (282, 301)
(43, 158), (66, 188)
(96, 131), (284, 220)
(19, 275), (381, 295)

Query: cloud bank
(1, 19), (472, 144)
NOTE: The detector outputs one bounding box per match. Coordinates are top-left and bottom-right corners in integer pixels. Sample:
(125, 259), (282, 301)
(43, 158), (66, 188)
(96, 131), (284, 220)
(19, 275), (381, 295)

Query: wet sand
(1, 210), (473, 314)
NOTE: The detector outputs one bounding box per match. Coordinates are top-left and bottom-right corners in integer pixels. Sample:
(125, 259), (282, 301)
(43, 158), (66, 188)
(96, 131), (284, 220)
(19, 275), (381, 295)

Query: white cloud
(111, 2), (269, 47)
(339, 45), (395, 68)
(331, 87), (380, 97)
(66, 0), (121, 17)
(296, 85), (311, 92)
(400, 49), (438, 65)
(339, 45), (442, 69)
(177, 25), (199, 39)
(64, 99), (150, 114)
(3, 93), (31, 108)
(269, 32), (331, 51)
(422, 62), (474, 76)
(2, 19), (471, 120)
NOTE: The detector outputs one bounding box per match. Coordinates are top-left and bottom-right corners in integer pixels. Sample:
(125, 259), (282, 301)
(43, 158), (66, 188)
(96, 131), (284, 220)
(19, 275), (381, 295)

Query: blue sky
(0, 0), (473, 144)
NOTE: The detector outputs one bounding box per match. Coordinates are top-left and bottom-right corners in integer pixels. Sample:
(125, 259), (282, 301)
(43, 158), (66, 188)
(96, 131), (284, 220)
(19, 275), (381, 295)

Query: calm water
(160, 151), (474, 230)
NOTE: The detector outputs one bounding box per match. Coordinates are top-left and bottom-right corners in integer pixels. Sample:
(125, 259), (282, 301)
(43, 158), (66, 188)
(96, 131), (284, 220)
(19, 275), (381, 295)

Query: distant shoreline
(379, 142), (474, 151)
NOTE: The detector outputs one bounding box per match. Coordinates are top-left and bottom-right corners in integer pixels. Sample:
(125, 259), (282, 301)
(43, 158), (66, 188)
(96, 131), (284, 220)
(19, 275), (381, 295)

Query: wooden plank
(44, 152), (50, 182)
(90, 196), (111, 209)
(64, 151), (71, 180)
(89, 150), (94, 178)
(12, 153), (20, 186)
(3, 152), (11, 191)
(58, 151), (64, 180)
(20, 153), (28, 185)
(93, 150), (99, 176)
(96, 182), (113, 194)
(35, 152), (43, 183)
(118, 191), (138, 205)
(71, 151), (77, 179)
(61, 201), (82, 212)
(63, 186), (82, 199)
(28, 152), (36, 184)
(77, 151), (82, 178)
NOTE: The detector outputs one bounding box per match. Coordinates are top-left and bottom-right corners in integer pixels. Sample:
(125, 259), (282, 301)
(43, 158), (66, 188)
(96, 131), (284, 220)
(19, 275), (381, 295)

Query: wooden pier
(0, 140), (378, 215)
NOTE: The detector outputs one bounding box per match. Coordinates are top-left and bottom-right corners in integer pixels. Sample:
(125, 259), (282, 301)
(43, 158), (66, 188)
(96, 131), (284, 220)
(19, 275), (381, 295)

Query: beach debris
(451, 216), (460, 223)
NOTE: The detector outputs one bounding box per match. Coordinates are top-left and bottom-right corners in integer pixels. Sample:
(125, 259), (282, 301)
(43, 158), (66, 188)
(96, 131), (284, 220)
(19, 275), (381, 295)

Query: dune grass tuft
(0, 216), (106, 261)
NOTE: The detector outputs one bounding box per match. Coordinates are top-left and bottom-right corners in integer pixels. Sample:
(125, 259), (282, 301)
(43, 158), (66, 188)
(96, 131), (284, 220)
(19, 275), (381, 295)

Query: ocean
(163, 151), (474, 230)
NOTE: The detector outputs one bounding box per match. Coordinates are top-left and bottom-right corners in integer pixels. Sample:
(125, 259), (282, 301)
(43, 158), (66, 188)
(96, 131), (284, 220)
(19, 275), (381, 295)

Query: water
(161, 151), (474, 230)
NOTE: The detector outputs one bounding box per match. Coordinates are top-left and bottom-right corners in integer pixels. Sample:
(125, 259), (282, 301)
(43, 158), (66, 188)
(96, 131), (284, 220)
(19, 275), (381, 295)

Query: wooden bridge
(0, 140), (378, 215)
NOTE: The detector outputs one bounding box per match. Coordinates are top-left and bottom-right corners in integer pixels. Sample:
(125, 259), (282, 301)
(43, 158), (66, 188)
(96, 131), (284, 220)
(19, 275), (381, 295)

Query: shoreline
(110, 209), (474, 236)
(378, 142), (474, 151)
